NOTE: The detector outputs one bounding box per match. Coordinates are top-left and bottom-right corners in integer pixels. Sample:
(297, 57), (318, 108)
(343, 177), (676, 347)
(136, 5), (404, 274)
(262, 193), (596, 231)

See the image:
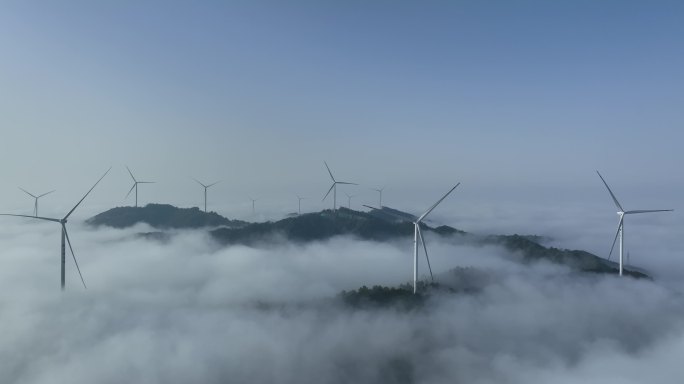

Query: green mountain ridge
(86, 204), (648, 279)
(209, 208), (467, 245)
(86, 203), (248, 229)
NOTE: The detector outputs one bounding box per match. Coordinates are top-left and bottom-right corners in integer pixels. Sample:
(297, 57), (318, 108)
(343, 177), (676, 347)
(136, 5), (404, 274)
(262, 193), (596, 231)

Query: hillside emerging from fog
(86, 204), (648, 278)
(210, 208), (466, 244)
(86, 204), (248, 229)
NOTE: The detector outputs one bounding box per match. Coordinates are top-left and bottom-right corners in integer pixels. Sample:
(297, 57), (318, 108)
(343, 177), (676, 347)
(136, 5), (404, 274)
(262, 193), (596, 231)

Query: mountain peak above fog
(86, 203), (248, 229)
(85, 204), (648, 279)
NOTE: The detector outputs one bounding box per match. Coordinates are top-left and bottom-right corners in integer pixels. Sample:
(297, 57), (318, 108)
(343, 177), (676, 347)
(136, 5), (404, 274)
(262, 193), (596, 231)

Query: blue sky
(0, 1), (682, 218)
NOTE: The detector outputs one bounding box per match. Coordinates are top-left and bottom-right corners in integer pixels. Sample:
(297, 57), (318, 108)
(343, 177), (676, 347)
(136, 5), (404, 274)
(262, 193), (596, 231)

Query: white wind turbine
(344, 192), (355, 209)
(597, 171), (673, 276)
(0, 168), (111, 290)
(372, 186), (385, 208)
(322, 161), (357, 210)
(18, 187), (55, 217)
(193, 178), (220, 212)
(249, 197), (258, 215)
(297, 195), (305, 215)
(412, 183), (460, 294)
(125, 166), (154, 207)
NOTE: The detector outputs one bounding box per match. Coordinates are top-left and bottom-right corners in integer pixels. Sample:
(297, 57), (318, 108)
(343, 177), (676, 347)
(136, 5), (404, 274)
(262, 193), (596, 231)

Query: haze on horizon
(0, 1), (682, 211)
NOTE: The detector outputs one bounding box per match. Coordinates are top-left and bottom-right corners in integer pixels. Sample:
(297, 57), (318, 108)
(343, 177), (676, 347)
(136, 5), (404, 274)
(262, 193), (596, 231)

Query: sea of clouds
(1, 212), (684, 383)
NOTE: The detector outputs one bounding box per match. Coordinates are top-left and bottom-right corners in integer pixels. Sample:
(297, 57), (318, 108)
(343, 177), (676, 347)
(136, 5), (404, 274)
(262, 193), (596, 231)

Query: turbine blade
(138, 181), (155, 184)
(322, 183), (335, 201)
(37, 190), (56, 198)
(125, 183), (136, 199)
(324, 161), (336, 182)
(18, 187), (37, 198)
(625, 209), (674, 214)
(63, 226), (86, 289)
(207, 181), (221, 188)
(417, 225), (434, 282)
(363, 204), (378, 210)
(64, 167), (112, 220)
(596, 171), (624, 212)
(126, 166), (137, 182)
(0, 214), (60, 223)
(417, 183), (460, 223)
(608, 216), (623, 262)
(192, 178), (207, 188)
(336, 182), (358, 185)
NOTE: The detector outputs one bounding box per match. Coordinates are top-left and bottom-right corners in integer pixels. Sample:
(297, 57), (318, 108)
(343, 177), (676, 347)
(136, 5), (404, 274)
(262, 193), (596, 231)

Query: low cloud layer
(1, 220), (684, 383)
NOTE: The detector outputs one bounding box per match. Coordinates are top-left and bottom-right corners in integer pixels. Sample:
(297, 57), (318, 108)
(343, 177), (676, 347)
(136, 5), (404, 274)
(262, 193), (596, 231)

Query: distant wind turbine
(596, 171), (673, 276)
(412, 183), (460, 294)
(193, 178), (220, 212)
(297, 195), (305, 215)
(344, 192), (355, 209)
(18, 187), (55, 217)
(1, 168), (111, 290)
(125, 166), (154, 207)
(322, 161), (357, 210)
(249, 197), (258, 215)
(372, 186), (385, 208)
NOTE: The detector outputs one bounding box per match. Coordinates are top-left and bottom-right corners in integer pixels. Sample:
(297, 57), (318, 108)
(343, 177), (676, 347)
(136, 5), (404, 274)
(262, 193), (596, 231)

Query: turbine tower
(125, 166), (154, 207)
(249, 197), (258, 215)
(297, 195), (305, 215)
(18, 187), (55, 217)
(322, 161), (357, 210)
(373, 186), (385, 208)
(412, 183), (460, 294)
(597, 171), (673, 276)
(193, 178), (220, 212)
(344, 192), (355, 209)
(1, 168), (111, 290)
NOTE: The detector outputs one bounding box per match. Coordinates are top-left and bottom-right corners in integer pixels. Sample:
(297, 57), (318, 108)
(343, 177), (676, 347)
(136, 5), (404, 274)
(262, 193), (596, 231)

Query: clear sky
(0, 0), (682, 219)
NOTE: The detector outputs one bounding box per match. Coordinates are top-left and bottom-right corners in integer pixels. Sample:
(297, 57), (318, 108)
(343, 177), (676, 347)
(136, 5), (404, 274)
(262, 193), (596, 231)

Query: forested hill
(86, 204), (248, 229)
(87, 204), (648, 279)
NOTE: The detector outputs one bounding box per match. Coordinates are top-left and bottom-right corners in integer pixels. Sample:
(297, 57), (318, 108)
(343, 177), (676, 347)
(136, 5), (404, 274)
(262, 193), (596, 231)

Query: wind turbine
(18, 187), (55, 217)
(322, 161), (357, 210)
(344, 192), (355, 209)
(372, 186), (385, 208)
(596, 171), (673, 276)
(412, 183), (460, 294)
(297, 195), (305, 215)
(125, 166), (154, 207)
(249, 197), (258, 215)
(193, 178), (220, 212)
(0, 168), (111, 290)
